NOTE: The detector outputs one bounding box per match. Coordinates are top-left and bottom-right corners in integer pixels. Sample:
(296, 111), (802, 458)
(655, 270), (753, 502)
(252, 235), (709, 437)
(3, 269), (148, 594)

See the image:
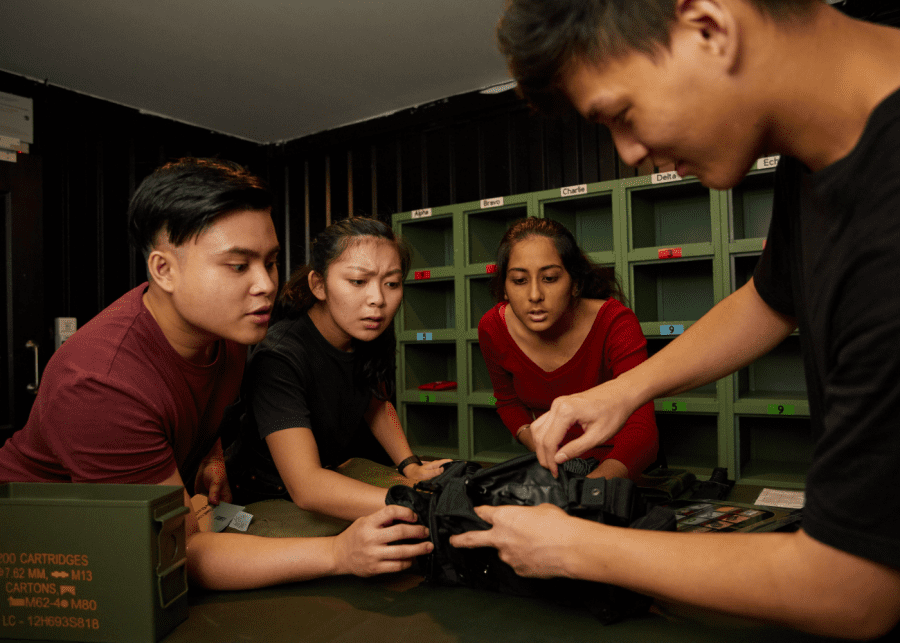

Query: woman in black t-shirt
(235, 217), (449, 520)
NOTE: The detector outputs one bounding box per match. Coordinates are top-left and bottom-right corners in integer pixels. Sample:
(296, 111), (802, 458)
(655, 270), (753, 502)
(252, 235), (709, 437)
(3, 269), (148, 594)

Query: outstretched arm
(266, 426), (393, 520)
(450, 505), (900, 640)
(366, 398), (451, 481)
(161, 470), (432, 590)
(530, 279), (796, 475)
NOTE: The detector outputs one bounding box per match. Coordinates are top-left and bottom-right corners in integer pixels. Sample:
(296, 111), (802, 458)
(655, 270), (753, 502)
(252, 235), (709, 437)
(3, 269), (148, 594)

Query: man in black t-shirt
(451, 1), (900, 638)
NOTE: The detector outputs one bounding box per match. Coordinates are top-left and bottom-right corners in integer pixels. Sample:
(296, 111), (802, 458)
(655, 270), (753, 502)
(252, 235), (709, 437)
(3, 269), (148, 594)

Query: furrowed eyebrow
(345, 266), (403, 276)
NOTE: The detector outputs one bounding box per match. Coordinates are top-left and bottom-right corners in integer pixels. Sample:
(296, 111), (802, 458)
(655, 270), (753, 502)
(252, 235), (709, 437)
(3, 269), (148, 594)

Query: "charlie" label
(560, 184), (587, 197)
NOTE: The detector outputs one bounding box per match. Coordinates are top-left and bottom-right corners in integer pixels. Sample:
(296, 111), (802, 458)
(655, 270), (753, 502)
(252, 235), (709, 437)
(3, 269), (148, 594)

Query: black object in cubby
(689, 467), (736, 500)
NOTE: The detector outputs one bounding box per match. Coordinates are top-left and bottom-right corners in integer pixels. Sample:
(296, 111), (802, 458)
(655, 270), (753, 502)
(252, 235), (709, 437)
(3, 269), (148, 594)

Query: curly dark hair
(490, 217), (626, 305)
(277, 216), (411, 401)
(497, 0), (820, 115)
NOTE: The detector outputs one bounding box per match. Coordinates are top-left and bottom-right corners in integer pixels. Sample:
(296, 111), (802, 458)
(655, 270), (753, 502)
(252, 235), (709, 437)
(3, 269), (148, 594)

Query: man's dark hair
(128, 157), (272, 259)
(497, 0), (820, 115)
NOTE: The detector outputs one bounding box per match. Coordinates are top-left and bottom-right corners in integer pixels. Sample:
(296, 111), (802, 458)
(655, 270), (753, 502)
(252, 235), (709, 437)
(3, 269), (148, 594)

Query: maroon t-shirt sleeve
(32, 366), (179, 484)
(0, 284), (242, 487)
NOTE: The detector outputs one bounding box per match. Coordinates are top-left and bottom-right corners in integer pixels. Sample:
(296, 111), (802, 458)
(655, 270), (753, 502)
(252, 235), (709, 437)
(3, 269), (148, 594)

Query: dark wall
(1, 71), (641, 328)
(5, 0), (898, 323)
(272, 91), (648, 273)
(265, 0), (900, 275)
(0, 71), (273, 331)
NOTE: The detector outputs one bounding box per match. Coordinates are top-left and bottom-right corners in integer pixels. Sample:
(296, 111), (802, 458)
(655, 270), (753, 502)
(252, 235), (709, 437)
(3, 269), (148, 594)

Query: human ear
(676, 0), (740, 73)
(147, 250), (178, 294)
(308, 270), (327, 302)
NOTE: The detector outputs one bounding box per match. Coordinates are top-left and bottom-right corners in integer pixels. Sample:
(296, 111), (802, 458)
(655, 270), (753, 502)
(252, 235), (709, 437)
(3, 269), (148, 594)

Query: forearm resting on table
(164, 473), (342, 590)
(186, 530), (339, 590)
(560, 520), (900, 640)
(284, 464), (388, 520)
(184, 501), (432, 590)
(266, 427), (389, 521)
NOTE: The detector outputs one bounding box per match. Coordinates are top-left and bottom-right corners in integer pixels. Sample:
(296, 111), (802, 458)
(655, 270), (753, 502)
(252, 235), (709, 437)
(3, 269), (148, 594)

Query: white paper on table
(754, 488), (805, 509)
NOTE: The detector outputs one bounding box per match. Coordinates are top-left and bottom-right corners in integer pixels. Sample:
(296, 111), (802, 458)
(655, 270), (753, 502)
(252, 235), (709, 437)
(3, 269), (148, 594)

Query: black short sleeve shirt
(753, 88), (900, 570)
(241, 313), (373, 468)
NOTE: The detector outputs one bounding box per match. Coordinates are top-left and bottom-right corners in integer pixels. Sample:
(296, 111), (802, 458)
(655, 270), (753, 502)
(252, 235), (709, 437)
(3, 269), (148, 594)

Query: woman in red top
(478, 217), (658, 480)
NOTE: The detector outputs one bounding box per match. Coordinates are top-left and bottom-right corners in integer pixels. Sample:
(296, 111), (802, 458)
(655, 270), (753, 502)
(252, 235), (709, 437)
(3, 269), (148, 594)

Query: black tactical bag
(386, 453), (677, 624)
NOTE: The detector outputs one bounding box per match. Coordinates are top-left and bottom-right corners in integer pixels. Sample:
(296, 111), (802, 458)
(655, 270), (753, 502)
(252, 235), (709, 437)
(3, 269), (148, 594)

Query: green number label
(668, 401), (685, 412)
(767, 404), (795, 415)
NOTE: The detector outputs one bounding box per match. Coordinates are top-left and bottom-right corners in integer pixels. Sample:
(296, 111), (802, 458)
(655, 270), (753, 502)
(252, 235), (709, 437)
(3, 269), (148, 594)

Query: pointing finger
(449, 530), (494, 549)
(472, 504), (498, 525)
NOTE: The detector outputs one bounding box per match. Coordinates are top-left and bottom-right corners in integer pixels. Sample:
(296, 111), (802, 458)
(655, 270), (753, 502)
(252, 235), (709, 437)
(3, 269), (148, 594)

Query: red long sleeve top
(477, 298), (658, 477)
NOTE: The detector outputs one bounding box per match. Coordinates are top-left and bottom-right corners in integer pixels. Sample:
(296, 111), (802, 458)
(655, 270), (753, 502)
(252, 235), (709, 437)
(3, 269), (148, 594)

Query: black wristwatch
(397, 455), (422, 476)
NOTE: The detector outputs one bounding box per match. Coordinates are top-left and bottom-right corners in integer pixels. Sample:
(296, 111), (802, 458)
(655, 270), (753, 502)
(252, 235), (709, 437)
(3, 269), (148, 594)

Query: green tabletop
(165, 571), (836, 643)
(159, 471), (827, 643)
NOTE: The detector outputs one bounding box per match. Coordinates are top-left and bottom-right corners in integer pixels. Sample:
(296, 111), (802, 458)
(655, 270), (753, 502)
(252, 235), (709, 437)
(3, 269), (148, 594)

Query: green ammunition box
(0, 483), (188, 642)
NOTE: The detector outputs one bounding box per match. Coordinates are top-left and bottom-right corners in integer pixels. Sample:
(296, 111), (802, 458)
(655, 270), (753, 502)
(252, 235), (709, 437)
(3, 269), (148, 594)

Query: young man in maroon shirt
(0, 158), (432, 589)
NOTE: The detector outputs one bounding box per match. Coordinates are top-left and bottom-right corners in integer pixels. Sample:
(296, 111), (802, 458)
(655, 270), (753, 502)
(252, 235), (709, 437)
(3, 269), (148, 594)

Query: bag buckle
(578, 479), (606, 507)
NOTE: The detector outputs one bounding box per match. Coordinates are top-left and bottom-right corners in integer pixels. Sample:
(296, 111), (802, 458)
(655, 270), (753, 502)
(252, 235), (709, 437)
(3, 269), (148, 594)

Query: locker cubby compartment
(737, 335), (807, 402)
(401, 279), (456, 330)
(471, 405), (529, 461)
(631, 259), (715, 323)
(731, 252), (761, 292)
(543, 193), (614, 254)
(646, 338), (717, 397)
(629, 182), (713, 249)
(399, 216), (455, 269)
(467, 205), (528, 265)
(655, 412), (718, 471)
(729, 172), (775, 241)
(403, 403), (460, 458)
(737, 415), (811, 484)
(469, 342), (493, 394)
(402, 342), (457, 391)
(468, 275), (496, 330)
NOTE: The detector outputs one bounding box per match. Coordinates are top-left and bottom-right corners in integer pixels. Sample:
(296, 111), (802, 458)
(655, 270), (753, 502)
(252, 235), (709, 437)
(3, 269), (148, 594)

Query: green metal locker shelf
(393, 159), (810, 488)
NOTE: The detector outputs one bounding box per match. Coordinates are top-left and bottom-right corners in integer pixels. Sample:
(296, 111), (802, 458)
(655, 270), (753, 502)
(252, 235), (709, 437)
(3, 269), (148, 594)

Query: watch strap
(397, 455), (422, 475)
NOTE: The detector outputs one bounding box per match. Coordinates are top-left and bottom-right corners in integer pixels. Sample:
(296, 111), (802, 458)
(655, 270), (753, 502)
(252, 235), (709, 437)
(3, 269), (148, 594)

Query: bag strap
(570, 477), (639, 523)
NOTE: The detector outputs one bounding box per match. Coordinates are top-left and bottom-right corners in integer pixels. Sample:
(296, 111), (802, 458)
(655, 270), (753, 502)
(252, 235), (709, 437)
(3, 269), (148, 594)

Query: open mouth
(248, 307), (271, 324)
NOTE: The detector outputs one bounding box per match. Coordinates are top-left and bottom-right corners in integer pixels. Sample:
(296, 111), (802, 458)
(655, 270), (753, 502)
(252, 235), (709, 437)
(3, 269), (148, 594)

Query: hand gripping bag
(386, 453), (676, 624)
